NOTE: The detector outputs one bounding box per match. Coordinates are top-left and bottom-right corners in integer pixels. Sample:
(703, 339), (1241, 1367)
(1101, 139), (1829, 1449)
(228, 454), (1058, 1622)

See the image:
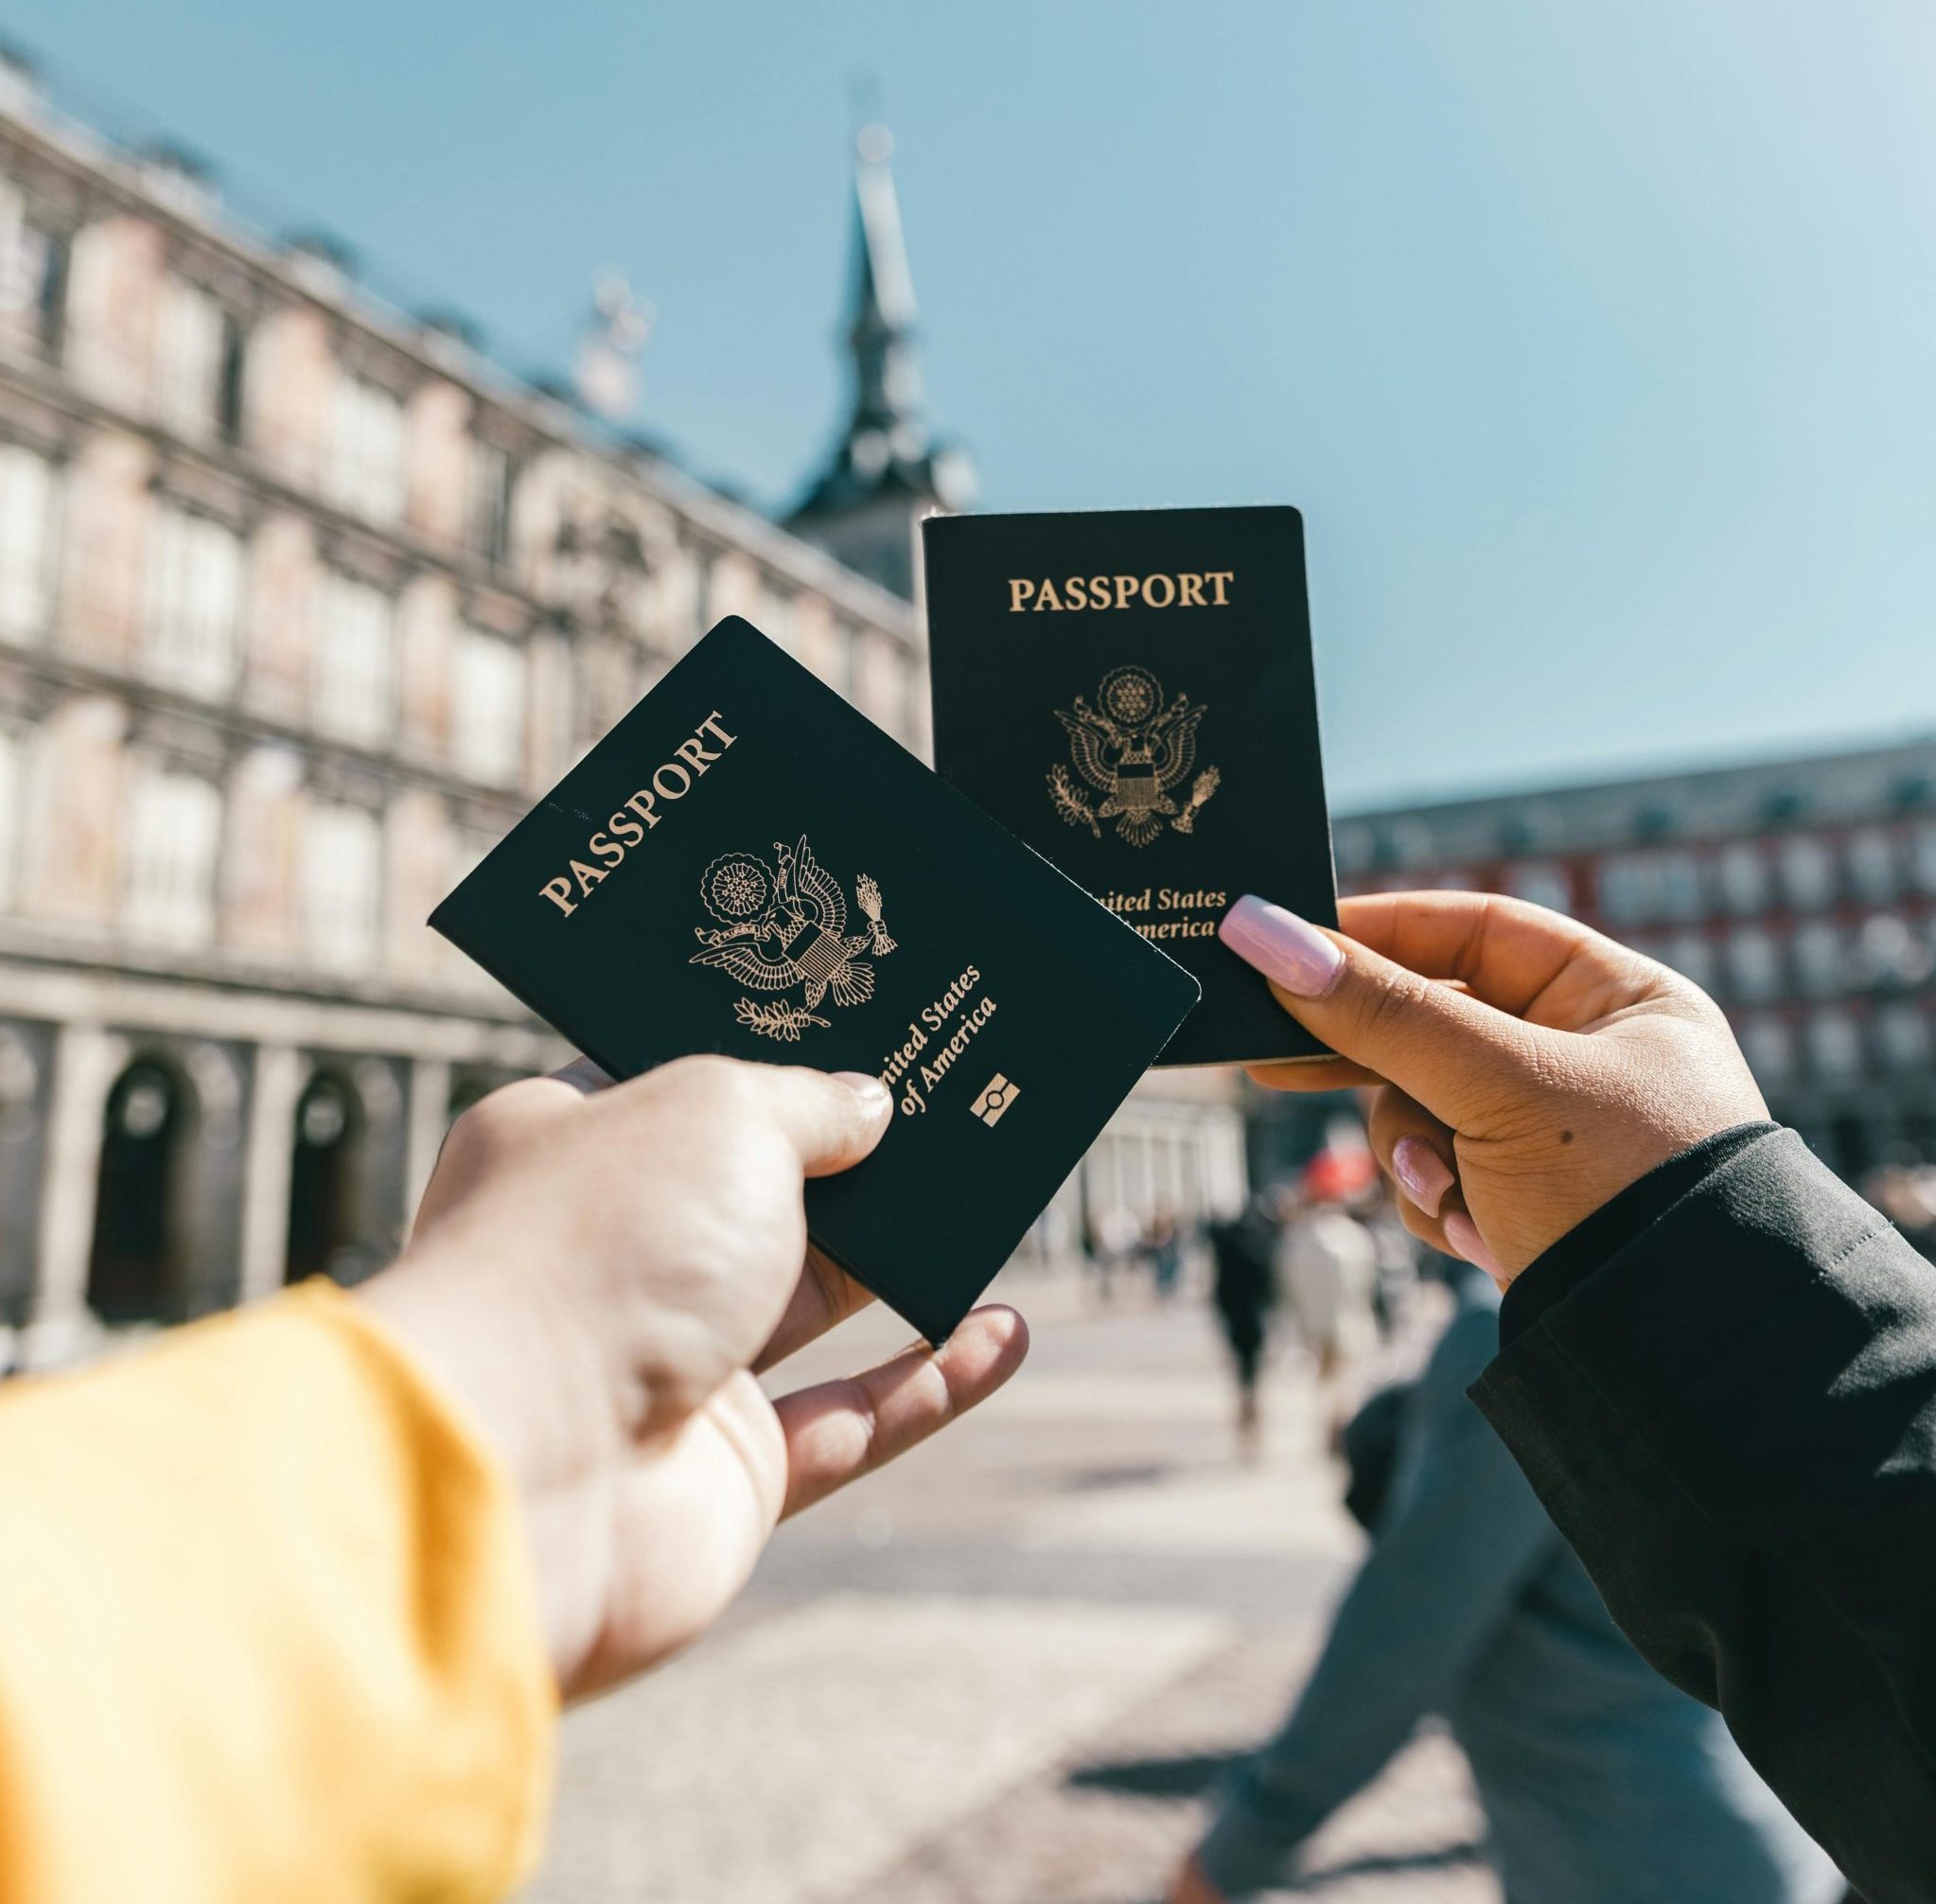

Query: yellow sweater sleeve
(0, 1282), (555, 1904)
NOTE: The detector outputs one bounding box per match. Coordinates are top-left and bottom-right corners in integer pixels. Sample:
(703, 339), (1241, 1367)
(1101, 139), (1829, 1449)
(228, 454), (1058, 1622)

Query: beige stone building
(0, 70), (1245, 1367)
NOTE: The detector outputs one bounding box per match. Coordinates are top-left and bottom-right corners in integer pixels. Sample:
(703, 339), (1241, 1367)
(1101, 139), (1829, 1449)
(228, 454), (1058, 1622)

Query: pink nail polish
(1218, 895), (1345, 997)
(1443, 1212), (1505, 1280)
(1391, 1136), (1454, 1218)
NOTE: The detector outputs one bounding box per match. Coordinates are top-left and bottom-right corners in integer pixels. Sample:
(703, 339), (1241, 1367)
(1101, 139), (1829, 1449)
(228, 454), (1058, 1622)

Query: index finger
(1336, 890), (1654, 1026)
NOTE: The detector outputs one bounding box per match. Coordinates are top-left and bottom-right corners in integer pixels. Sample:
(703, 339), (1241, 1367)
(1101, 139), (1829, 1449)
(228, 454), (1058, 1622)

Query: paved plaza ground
(524, 1268), (1498, 1904)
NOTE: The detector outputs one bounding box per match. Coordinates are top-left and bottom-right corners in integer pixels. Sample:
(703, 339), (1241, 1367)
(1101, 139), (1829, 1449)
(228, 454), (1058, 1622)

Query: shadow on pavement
(1284, 1842), (1491, 1888)
(1066, 1749), (1241, 1797)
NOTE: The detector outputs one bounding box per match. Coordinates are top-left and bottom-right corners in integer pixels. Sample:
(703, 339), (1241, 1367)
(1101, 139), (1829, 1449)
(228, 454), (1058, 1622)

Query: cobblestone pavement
(524, 1270), (1498, 1904)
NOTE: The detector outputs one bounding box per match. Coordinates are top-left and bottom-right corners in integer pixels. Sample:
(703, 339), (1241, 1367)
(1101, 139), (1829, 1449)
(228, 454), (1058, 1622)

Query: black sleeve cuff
(1497, 1122), (1779, 1347)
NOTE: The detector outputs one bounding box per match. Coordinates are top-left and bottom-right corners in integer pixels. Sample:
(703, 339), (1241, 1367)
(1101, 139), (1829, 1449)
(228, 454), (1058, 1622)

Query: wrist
(357, 1242), (622, 1499)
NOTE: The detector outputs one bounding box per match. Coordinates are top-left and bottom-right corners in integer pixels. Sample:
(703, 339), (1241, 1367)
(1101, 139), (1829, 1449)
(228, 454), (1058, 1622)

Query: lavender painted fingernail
(1443, 1212), (1505, 1280)
(1392, 1136), (1454, 1218)
(1218, 895), (1346, 997)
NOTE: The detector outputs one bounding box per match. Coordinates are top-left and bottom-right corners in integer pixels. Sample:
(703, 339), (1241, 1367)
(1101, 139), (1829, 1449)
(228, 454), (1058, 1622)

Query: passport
(923, 505), (1338, 1067)
(430, 617), (1200, 1343)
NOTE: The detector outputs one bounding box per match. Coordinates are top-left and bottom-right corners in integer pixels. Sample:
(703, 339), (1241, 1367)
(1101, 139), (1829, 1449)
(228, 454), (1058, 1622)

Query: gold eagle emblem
(1048, 664), (1222, 847)
(690, 836), (895, 1041)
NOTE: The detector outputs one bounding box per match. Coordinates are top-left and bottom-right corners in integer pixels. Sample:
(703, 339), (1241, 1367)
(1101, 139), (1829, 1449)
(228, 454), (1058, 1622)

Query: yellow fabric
(0, 1282), (556, 1904)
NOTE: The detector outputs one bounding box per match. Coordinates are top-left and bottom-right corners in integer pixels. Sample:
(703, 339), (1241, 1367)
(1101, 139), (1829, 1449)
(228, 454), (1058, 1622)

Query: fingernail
(1219, 895), (1345, 997)
(1391, 1136), (1454, 1218)
(834, 1071), (893, 1118)
(1443, 1212), (1505, 1279)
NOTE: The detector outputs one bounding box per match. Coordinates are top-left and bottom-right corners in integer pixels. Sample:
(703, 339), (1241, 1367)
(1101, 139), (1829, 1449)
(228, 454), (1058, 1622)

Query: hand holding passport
(432, 506), (1338, 1342)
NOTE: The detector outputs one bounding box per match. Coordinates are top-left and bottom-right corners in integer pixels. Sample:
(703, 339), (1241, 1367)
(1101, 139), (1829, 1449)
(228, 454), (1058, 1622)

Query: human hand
(1219, 890), (1766, 1281)
(359, 1055), (1029, 1700)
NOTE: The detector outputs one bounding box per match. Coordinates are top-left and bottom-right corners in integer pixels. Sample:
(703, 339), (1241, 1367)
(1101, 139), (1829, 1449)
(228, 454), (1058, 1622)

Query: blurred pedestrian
(1087, 1204), (1140, 1304)
(1362, 1183), (1422, 1338)
(1169, 1260), (1840, 1904)
(1144, 1203), (1184, 1300)
(1276, 1170), (1377, 1442)
(1207, 1194), (1280, 1456)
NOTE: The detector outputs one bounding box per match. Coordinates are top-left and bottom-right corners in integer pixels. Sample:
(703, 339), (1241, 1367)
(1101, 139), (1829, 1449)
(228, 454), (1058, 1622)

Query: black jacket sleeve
(1470, 1126), (1936, 1904)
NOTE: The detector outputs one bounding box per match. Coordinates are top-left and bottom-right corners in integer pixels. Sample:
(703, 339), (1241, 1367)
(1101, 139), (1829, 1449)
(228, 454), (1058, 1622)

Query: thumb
(743, 1064), (896, 1176)
(1219, 895), (1551, 1131)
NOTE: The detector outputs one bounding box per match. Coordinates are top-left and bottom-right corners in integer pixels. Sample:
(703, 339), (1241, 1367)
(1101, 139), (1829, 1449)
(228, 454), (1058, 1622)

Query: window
(313, 573), (395, 745)
(1724, 926), (1783, 1000)
(1738, 1015), (1794, 1084)
(1598, 854), (1663, 925)
(1855, 912), (1929, 989)
(1911, 823), (1936, 898)
(1506, 861), (1572, 914)
(1716, 842), (1769, 916)
(1778, 834), (1836, 910)
(302, 803), (381, 970)
(144, 505), (243, 696)
(1806, 1009), (1862, 1081)
(0, 726), (20, 913)
(0, 186), (66, 358)
(1663, 931), (1716, 992)
(153, 277), (241, 441)
(1332, 825), (1375, 880)
(466, 440), (513, 566)
(1874, 1003), (1932, 1073)
(328, 374), (406, 523)
(452, 628), (525, 785)
(0, 444), (58, 639)
(1846, 829), (1900, 907)
(758, 582), (797, 650)
(1791, 921), (1844, 996)
(122, 767), (221, 944)
(1658, 852), (1704, 921)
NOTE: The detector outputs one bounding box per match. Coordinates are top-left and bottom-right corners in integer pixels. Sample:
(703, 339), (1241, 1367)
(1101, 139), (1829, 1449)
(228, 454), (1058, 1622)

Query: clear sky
(10, 1), (1936, 809)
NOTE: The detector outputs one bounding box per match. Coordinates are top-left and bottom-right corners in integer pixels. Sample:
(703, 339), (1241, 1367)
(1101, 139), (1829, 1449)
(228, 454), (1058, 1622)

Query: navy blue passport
(923, 505), (1338, 1067)
(430, 618), (1199, 1343)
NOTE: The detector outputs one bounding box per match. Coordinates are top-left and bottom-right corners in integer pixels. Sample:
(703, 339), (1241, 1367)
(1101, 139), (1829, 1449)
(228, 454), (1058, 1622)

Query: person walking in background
(1145, 1203), (1185, 1301)
(1208, 1194), (1281, 1456)
(1363, 1182), (1423, 1338)
(1085, 1204), (1141, 1305)
(1276, 1171), (1378, 1443)
(1170, 1256), (1841, 1904)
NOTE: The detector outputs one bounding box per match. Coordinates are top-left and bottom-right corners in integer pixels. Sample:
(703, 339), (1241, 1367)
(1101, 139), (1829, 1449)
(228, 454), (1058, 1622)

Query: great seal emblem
(1047, 665), (1222, 847)
(690, 835), (895, 1041)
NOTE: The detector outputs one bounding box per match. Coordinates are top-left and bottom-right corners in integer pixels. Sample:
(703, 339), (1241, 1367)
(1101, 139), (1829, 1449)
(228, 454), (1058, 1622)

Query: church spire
(845, 122), (923, 453)
(787, 121), (974, 602)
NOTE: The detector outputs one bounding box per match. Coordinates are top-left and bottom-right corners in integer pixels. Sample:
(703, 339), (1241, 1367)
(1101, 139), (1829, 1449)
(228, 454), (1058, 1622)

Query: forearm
(0, 1283), (554, 1904)
(1473, 1127), (1936, 1903)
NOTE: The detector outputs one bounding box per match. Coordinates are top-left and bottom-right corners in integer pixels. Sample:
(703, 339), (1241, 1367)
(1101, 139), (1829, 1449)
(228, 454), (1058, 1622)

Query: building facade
(1329, 739), (1936, 1182)
(0, 77), (1244, 1366)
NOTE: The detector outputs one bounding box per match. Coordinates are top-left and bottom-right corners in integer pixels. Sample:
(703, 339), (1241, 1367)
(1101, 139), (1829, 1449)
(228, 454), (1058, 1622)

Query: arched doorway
(87, 1059), (193, 1324)
(286, 1069), (368, 1284)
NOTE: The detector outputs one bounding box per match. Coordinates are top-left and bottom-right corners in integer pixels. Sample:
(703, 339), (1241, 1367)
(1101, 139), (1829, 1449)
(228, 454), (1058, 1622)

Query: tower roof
(788, 124), (973, 530)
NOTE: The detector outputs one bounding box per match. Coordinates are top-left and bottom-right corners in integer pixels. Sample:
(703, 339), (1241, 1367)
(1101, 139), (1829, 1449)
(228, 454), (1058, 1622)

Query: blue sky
(11, 2), (1936, 808)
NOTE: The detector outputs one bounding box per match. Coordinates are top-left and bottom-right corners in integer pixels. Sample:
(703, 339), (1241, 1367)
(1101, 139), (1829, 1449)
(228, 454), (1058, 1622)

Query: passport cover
(430, 617), (1200, 1343)
(923, 505), (1338, 1067)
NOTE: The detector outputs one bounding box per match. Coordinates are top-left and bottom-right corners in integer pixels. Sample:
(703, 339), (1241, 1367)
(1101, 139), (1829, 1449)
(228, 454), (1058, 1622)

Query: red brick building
(1331, 738), (1936, 1180)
